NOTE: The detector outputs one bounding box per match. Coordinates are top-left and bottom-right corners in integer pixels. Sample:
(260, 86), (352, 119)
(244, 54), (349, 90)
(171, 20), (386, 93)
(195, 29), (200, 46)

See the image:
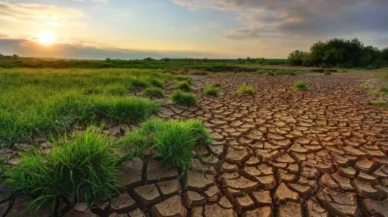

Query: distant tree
(287, 50), (307, 66)
(143, 57), (154, 61)
(12, 54), (18, 59)
(309, 41), (326, 68)
(382, 48), (388, 62)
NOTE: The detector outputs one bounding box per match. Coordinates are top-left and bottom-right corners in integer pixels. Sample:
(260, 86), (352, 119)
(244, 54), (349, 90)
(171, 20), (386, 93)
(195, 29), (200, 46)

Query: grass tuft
(171, 91), (197, 106)
(116, 119), (211, 169)
(293, 80), (309, 90)
(203, 84), (220, 96)
(9, 127), (120, 214)
(176, 81), (192, 92)
(370, 100), (388, 107)
(143, 87), (164, 98)
(236, 84), (255, 94)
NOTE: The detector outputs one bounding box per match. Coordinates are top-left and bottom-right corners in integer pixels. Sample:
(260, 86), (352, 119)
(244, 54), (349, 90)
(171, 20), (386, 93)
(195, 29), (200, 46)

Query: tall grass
(203, 84), (220, 96)
(0, 69), (167, 145)
(9, 127), (120, 214)
(236, 84), (255, 94)
(171, 91), (197, 106)
(293, 80), (309, 90)
(116, 119), (211, 169)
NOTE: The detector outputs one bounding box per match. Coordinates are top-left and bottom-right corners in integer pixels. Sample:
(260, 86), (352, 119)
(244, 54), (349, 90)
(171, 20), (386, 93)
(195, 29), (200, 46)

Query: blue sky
(1, 0), (387, 59)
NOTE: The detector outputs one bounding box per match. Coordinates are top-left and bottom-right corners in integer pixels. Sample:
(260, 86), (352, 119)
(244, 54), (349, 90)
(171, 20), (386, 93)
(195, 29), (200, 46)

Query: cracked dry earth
(2, 72), (388, 217)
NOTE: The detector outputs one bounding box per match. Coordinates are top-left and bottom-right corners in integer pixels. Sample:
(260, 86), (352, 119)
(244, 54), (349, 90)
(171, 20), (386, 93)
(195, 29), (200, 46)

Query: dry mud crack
(2, 72), (388, 217)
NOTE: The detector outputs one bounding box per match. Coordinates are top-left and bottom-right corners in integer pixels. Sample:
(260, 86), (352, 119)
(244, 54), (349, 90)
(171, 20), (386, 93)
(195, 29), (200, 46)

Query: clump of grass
(236, 84), (255, 94)
(116, 119), (211, 169)
(293, 80), (309, 90)
(370, 100), (388, 107)
(325, 71), (332, 75)
(149, 78), (164, 88)
(171, 91), (197, 106)
(203, 85), (220, 96)
(130, 77), (151, 88)
(265, 72), (276, 76)
(211, 83), (221, 87)
(144, 87), (164, 98)
(175, 75), (192, 83)
(176, 81), (192, 92)
(9, 127), (120, 214)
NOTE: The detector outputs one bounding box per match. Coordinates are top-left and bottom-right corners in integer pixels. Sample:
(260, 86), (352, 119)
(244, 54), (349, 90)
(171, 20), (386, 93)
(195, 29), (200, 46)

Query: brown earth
(2, 72), (388, 217)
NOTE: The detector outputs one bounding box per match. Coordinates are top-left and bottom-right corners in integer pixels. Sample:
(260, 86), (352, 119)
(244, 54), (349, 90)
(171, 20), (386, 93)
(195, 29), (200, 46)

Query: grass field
(0, 68), (177, 146)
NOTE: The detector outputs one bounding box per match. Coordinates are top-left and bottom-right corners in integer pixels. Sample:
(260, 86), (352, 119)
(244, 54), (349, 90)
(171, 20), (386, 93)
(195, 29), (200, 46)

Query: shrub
(176, 81), (192, 92)
(293, 80), (309, 90)
(9, 127), (120, 214)
(265, 72), (276, 76)
(325, 71), (332, 75)
(143, 87), (164, 98)
(236, 84), (255, 94)
(116, 119), (211, 169)
(203, 85), (220, 96)
(171, 91), (197, 106)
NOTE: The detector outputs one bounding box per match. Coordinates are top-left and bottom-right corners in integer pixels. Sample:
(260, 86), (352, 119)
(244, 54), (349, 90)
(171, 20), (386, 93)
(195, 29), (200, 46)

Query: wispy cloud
(0, 1), (84, 26)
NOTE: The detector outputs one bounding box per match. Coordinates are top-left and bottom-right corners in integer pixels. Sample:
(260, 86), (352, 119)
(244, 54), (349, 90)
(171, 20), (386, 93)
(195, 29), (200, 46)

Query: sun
(36, 30), (57, 46)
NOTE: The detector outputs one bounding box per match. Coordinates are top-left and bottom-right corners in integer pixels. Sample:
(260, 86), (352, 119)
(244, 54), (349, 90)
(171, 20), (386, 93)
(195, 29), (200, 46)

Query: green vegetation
(116, 119), (210, 169)
(144, 87), (164, 98)
(9, 127), (120, 214)
(0, 56), (287, 70)
(288, 38), (388, 69)
(370, 100), (388, 107)
(171, 91), (197, 106)
(0, 69), (165, 145)
(293, 80), (309, 90)
(236, 84), (255, 94)
(176, 81), (192, 92)
(203, 84), (220, 96)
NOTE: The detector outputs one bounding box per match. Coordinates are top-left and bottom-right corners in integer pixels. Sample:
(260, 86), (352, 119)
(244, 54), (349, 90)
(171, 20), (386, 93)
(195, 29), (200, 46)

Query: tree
(382, 48), (388, 62)
(287, 50), (307, 66)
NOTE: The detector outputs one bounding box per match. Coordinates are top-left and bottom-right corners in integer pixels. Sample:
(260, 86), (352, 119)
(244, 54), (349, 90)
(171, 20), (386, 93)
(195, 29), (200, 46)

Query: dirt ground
(157, 72), (388, 217)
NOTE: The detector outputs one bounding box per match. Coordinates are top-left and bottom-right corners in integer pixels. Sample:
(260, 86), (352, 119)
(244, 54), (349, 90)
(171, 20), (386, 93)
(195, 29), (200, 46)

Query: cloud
(173, 0), (388, 47)
(0, 1), (84, 26)
(0, 38), (219, 59)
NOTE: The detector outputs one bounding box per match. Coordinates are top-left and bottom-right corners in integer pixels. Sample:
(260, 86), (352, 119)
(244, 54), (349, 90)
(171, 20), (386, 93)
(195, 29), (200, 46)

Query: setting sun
(36, 30), (56, 46)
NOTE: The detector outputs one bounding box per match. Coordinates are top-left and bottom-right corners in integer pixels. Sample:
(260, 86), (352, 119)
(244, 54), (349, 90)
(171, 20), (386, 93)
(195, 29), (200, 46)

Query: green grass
(236, 84), (255, 94)
(9, 127), (120, 214)
(293, 80), (309, 90)
(370, 100), (388, 107)
(203, 84), (220, 96)
(144, 87), (164, 98)
(174, 75), (192, 83)
(176, 81), (192, 92)
(0, 68), (166, 146)
(171, 91), (197, 106)
(116, 119), (211, 169)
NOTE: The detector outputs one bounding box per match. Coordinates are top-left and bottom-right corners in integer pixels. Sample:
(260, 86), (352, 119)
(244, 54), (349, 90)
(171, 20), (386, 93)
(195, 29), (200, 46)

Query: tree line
(288, 38), (388, 69)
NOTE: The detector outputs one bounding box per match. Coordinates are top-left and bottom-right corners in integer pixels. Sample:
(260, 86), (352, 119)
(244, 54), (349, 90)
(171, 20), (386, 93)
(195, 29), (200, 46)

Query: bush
(116, 119), (211, 169)
(293, 80), (309, 90)
(171, 91), (197, 106)
(144, 87), (164, 98)
(236, 84), (255, 94)
(9, 127), (120, 213)
(203, 85), (220, 96)
(176, 81), (192, 92)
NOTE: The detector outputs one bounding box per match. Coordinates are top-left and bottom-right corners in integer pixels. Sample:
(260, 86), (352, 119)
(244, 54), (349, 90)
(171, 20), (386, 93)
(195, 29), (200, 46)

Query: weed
(203, 85), (220, 96)
(210, 83), (221, 87)
(175, 75), (192, 83)
(171, 91), (197, 106)
(176, 81), (192, 92)
(143, 87), (164, 98)
(9, 127), (120, 214)
(236, 84), (255, 94)
(130, 77), (151, 88)
(293, 80), (309, 90)
(116, 119), (211, 169)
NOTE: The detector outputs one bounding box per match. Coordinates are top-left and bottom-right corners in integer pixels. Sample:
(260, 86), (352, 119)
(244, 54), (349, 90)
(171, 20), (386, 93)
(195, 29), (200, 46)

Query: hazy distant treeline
(288, 38), (388, 69)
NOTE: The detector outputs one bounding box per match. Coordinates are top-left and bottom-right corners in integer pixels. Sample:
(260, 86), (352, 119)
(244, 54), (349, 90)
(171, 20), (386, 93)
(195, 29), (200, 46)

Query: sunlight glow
(36, 30), (57, 46)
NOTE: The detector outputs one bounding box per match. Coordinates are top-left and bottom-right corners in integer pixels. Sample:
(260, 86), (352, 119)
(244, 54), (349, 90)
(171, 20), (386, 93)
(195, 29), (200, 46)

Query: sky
(0, 0), (388, 59)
